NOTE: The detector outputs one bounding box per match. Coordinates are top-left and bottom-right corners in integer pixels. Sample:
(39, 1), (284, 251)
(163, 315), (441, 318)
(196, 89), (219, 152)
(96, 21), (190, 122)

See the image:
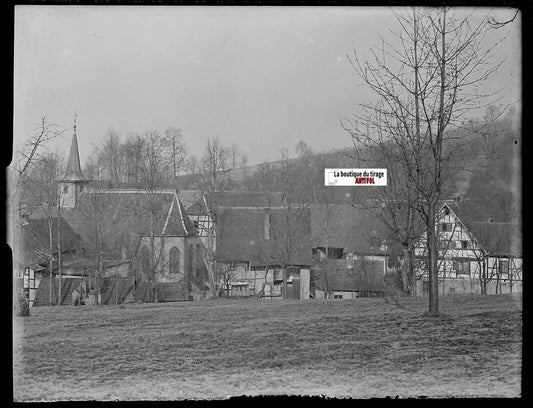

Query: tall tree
(23, 152), (66, 305)
(11, 117), (69, 310)
(199, 136), (230, 193)
(342, 8), (505, 315)
(164, 127), (187, 179)
(134, 130), (175, 303)
(268, 148), (309, 299)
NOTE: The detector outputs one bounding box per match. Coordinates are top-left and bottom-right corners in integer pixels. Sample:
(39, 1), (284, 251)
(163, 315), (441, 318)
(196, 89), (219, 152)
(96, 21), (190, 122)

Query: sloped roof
(467, 222), (522, 258)
(215, 206), (312, 267)
(313, 259), (386, 292)
(442, 200), (522, 258)
(310, 204), (388, 255)
(62, 190), (197, 260)
(70, 190), (196, 236)
(19, 217), (83, 267)
(62, 131), (87, 181)
(186, 191), (285, 215)
(177, 190), (203, 211)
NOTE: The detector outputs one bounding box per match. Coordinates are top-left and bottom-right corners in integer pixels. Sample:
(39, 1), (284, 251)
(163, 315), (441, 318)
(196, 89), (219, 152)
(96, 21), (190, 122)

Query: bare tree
(22, 152), (66, 305)
(10, 118), (69, 307)
(165, 127), (187, 178)
(342, 7), (505, 315)
(487, 9), (519, 29)
(133, 130), (175, 302)
(198, 136), (230, 193)
(194, 136), (233, 298)
(216, 262), (237, 298)
(266, 148), (310, 299)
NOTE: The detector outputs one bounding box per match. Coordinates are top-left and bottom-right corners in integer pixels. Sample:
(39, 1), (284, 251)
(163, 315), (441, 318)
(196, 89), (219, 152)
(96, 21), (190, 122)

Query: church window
(169, 247), (180, 275)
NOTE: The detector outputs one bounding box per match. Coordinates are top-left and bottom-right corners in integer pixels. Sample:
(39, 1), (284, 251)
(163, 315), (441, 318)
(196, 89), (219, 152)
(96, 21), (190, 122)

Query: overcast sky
(13, 6), (521, 168)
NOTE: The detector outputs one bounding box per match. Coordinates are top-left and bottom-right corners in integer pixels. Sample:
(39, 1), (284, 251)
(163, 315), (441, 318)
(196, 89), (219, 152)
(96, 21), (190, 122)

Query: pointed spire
(63, 114), (86, 181)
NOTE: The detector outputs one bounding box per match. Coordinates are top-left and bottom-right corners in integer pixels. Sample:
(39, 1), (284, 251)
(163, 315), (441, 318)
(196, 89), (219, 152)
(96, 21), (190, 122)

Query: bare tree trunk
(282, 267), (288, 300)
(151, 211), (159, 304)
(48, 218), (54, 306)
(427, 204), (439, 315)
(57, 204), (62, 305)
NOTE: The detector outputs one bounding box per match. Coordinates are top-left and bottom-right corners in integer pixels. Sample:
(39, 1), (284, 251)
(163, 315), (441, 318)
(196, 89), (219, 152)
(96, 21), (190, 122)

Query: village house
(17, 212), (134, 307)
(16, 216), (84, 306)
(309, 204), (397, 299)
(413, 200), (522, 296)
(189, 191), (311, 299)
(214, 204), (312, 299)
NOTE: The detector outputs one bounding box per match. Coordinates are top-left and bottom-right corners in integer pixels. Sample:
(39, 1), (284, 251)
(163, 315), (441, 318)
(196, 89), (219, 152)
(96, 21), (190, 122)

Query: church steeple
(58, 114), (89, 208)
(63, 114), (86, 181)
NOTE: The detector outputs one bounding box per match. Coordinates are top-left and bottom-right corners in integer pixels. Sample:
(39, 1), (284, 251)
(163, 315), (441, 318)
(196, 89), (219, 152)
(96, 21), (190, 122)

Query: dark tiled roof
(310, 204), (388, 255)
(177, 190), (203, 211)
(442, 200), (522, 257)
(215, 206), (312, 267)
(467, 222), (522, 258)
(19, 217), (82, 267)
(313, 259), (386, 292)
(62, 190), (196, 258)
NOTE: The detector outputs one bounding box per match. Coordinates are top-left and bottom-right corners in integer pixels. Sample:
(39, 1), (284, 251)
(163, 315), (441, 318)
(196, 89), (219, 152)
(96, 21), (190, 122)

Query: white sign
(325, 169), (387, 186)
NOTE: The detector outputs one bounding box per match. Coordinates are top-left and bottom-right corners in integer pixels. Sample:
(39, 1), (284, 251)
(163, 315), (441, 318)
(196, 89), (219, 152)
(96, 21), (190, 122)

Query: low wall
(415, 278), (523, 296)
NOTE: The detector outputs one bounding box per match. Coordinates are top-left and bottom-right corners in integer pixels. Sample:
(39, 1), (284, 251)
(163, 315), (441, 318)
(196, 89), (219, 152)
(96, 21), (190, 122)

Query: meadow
(12, 293), (522, 400)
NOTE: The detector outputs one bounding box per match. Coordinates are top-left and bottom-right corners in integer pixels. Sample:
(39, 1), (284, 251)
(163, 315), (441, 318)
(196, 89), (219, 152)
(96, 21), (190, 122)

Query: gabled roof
(19, 217), (82, 267)
(215, 206), (312, 267)
(435, 200), (522, 258)
(310, 204), (388, 255)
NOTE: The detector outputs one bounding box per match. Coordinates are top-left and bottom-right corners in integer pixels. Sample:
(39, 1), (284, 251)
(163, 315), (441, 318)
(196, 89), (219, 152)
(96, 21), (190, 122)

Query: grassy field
(13, 293), (522, 400)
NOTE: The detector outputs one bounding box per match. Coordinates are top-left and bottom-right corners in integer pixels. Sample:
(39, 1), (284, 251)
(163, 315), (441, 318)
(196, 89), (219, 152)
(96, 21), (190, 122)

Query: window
(460, 240), (469, 249)
(453, 261), (470, 275)
(440, 223), (453, 232)
(63, 185), (69, 193)
(443, 206), (450, 215)
(192, 220), (199, 229)
(333, 294), (343, 299)
(169, 247), (180, 275)
(499, 260), (509, 275)
(449, 287), (456, 293)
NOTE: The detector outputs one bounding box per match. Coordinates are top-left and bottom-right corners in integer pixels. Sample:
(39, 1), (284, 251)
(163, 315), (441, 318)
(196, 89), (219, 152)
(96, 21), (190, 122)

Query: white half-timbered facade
(414, 201), (522, 295)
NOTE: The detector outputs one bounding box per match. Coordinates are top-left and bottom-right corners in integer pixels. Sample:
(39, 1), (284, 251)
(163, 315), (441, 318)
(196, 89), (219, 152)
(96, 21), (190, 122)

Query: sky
(13, 6), (521, 169)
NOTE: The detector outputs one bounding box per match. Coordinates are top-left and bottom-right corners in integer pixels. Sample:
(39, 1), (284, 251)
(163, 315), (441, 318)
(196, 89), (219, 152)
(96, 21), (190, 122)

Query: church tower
(58, 115), (89, 208)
